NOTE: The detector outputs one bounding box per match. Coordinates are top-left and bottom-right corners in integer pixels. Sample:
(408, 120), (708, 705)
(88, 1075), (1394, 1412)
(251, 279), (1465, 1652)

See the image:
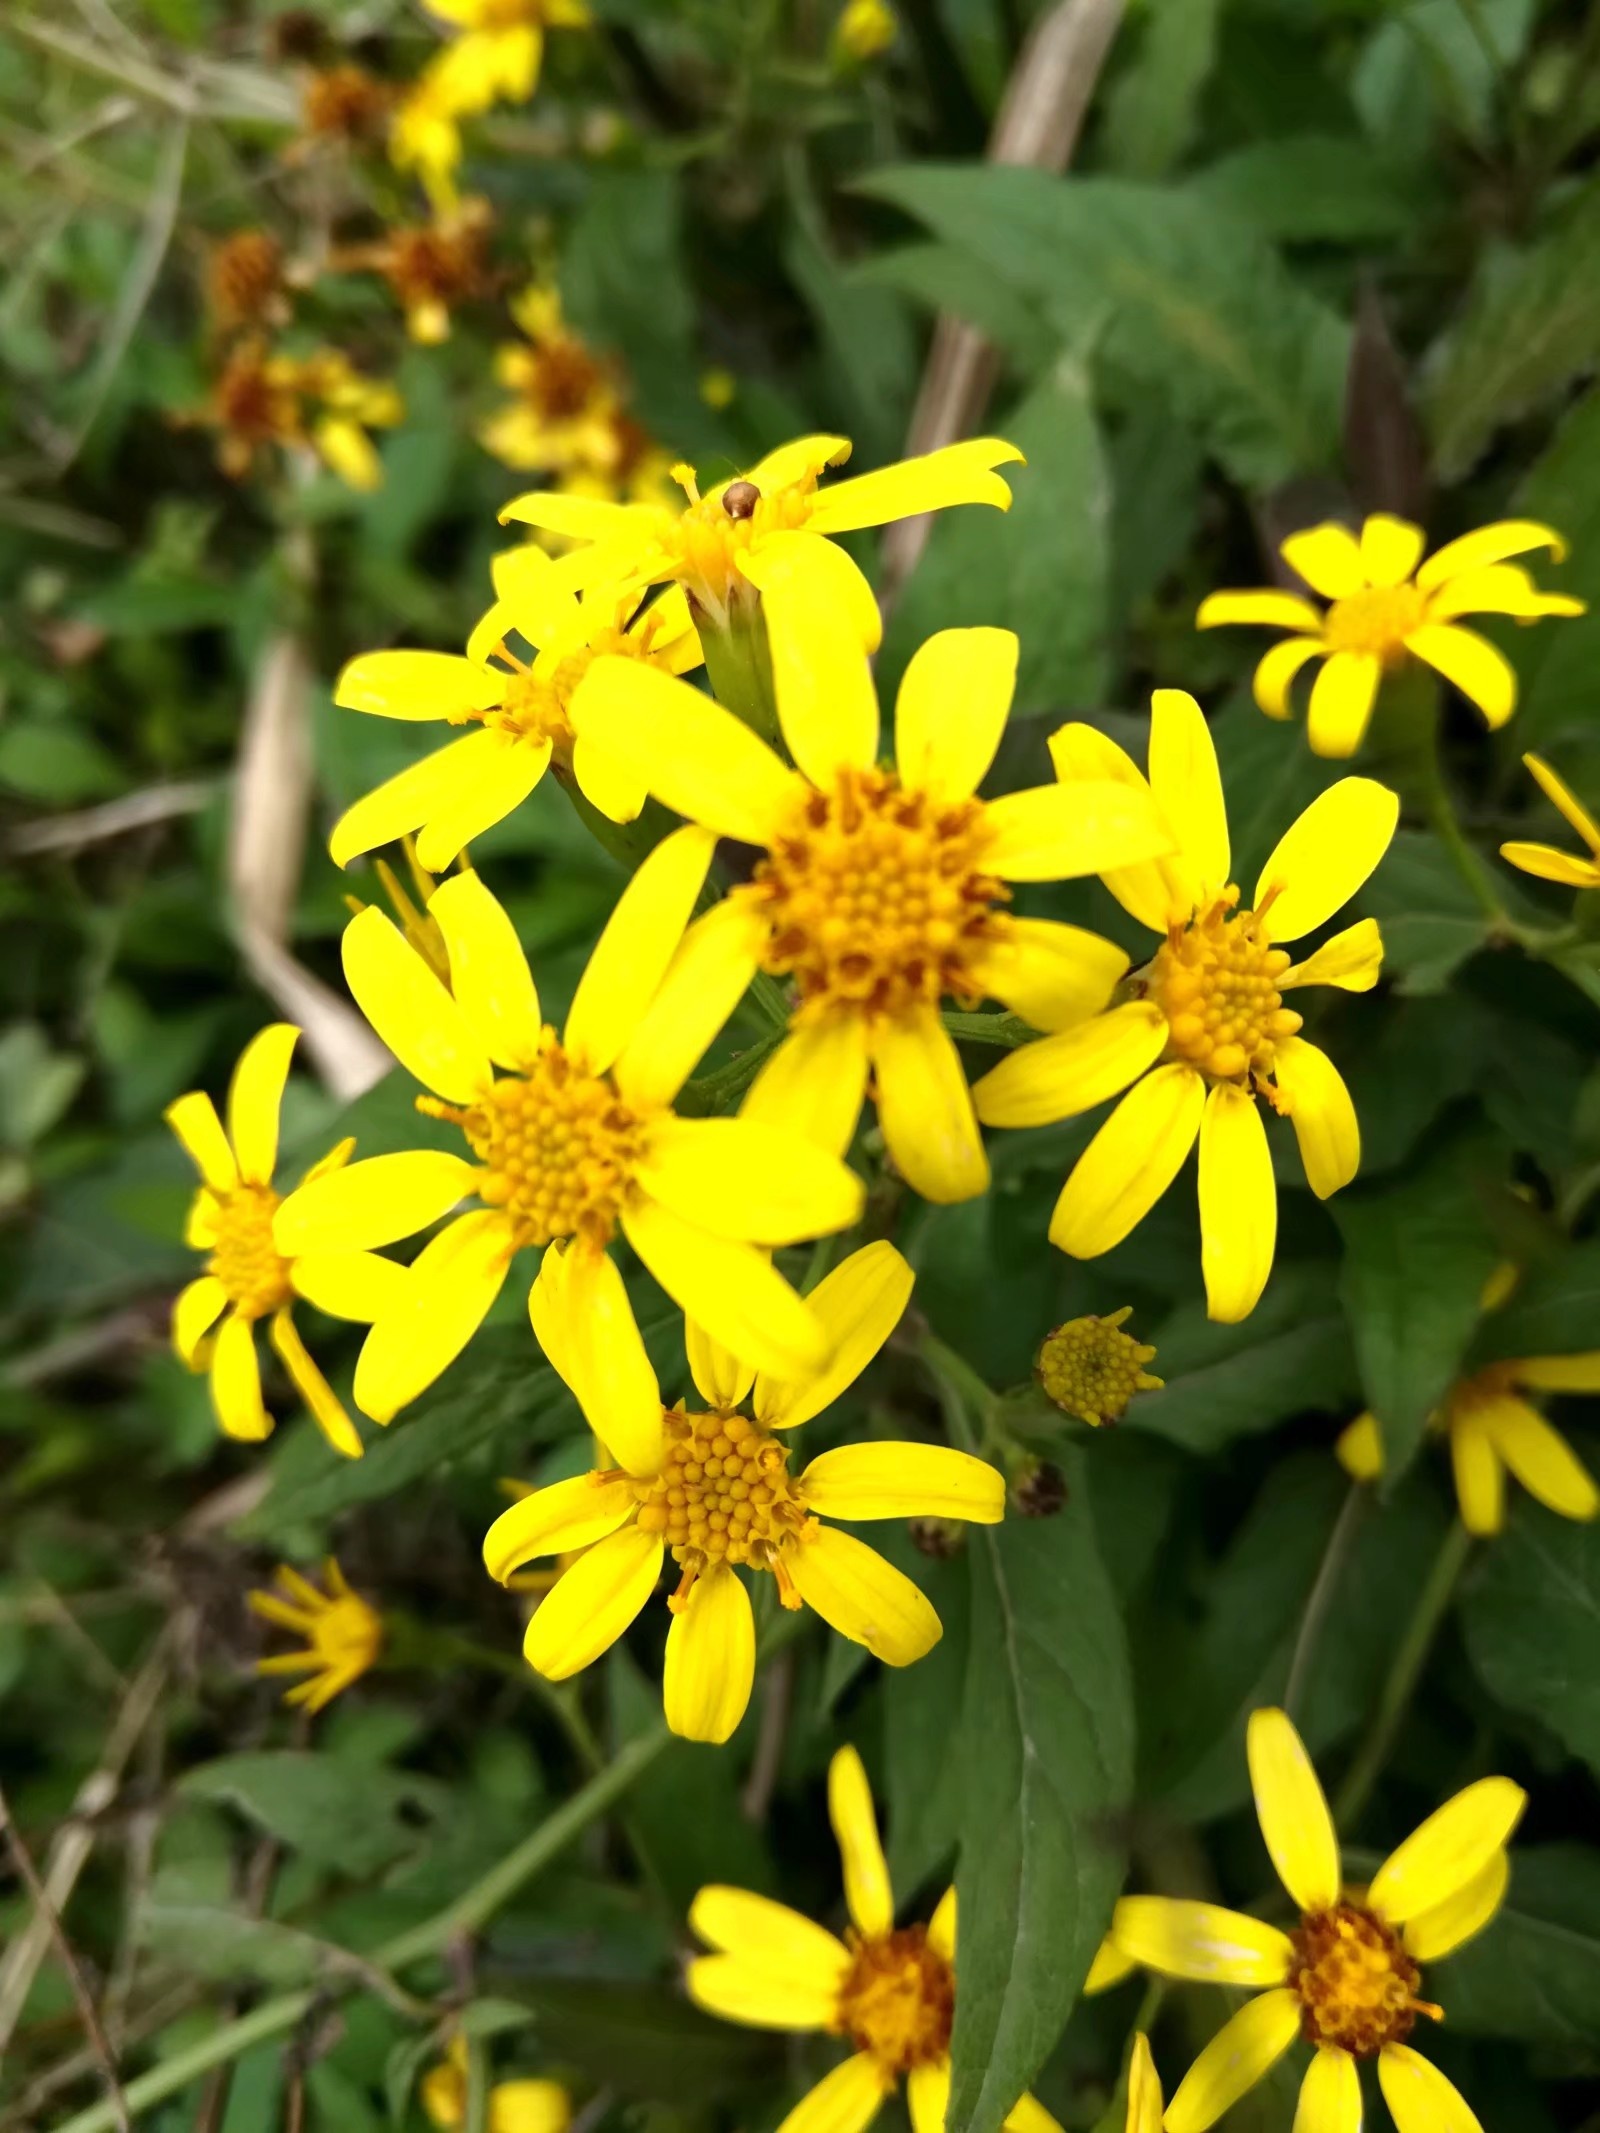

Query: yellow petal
(689, 1883), (851, 1986)
(740, 525), (882, 652)
(1335, 1412), (1385, 1482)
(1376, 2045), (1484, 2133)
(928, 1886), (956, 1961)
(522, 1523), (663, 1681)
(329, 732), (507, 869)
(1307, 650), (1381, 758)
(1281, 523), (1366, 600)
(487, 540), (581, 648)
(1247, 1707), (1340, 1913)
(527, 1241), (664, 1478)
(569, 656), (797, 844)
(1498, 839), (1600, 888)
(982, 780), (1174, 882)
(1199, 1083), (1277, 1324)
(753, 1238), (915, 1431)
(289, 1252), (407, 1325)
(634, 1115), (865, 1247)
(1451, 1413), (1504, 1535)
(1293, 2046), (1361, 2133)
(799, 1442), (1006, 1524)
(185, 1187), (219, 1248)
(828, 1743), (893, 1935)
(1415, 518), (1568, 590)
(1480, 1395), (1599, 1521)
(342, 906), (491, 1103)
(1253, 637), (1326, 719)
(773, 2055), (893, 2133)
(174, 1274), (228, 1364)
(353, 1209), (514, 1423)
(972, 919), (1128, 1033)
(483, 1473), (638, 1579)
(1522, 751), (1600, 853)
(1282, 917), (1385, 992)
(612, 898), (766, 1109)
(166, 1090), (238, 1191)
(1149, 689), (1229, 899)
(489, 2080), (570, 2133)
(686, 1317), (756, 1412)
(1403, 1848), (1510, 1962)
(1046, 722), (1174, 932)
(870, 1008), (989, 1204)
(270, 1310), (364, 1459)
(786, 1526), (941, 1666)
(1196, 590), (1325, 633)
(1110, 1899), (1293, 1987)
(621, 1194), (827, 1379)
(314, 417), (382, 492)
(1083, 1937), (1136, 1993)
(894, 626), (1018, 803)
(1163, 1990), (1302, 2133)
(741, 1013), (871, 1160)
(335, 649), (504, 720)
(211, 1312), (272, 1441)
(685, 1953), (843, 2034)
(274, 1149), (477, 1255)
(572, 731), (647, 825)
(1272, 1038), (1360, 1200)
(747, 541), (880, 781)
(565, 825), (717, 1075)
(1405, 623), (1516, 729)
(1124, 2034), (1164, 2133)
(1423, 563), (1586, 623)
(226, 1025), (298, 1186)
(972, 1002), (1168, 1129)
(1255, 778), (1400, 942)
(498, 490), (647, 541)
(804, 438), (1024, 534)
(743, 433), (853, 494)
(1359, 513), (1427, 588)
(1368, 1776), (1527, 1925)
(664, 1563), (756, 1744)
(428, 870), (541, 1071)
(1049, 1064), (1205, 1258)
(412, 730), (553, 874)
(907, 2059), (949, 2133)
(1510, 1349), (1600, 1391)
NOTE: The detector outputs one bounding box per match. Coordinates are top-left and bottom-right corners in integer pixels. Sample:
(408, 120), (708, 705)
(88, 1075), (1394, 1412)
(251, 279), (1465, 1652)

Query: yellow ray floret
(248, 1557), (384, 1712)
(421, 2036), (570, 2133)
(570, 568), (1173, 1206)
(1110, 1706), (1525, 2133)
(1197, 512), (1583, 757)
(973, 690), (1398, 1324)
(1501, 751), (1600, 891)
(273, 851), (865, 1423)
(167, 1025), (410, 1457)
(418, 0), (590, 117)
(484, 1246), (1004, 1741)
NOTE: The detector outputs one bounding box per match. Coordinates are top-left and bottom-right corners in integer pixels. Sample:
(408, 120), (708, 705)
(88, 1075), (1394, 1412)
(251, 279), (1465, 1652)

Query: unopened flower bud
(908, 1516), (965, 1560)
(1012, 1459), (1068, 1519)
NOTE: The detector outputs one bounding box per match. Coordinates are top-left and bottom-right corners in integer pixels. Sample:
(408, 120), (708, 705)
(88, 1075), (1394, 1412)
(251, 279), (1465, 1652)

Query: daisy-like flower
(248, 1558), (384, 1712)
(329, 546), (699, 870)
(205, 340), (403, 491)
(421, 2036), (569, 2133)
(479, 283), (630, 480)
(390, 58), (465, 212)
(1197, 513), (1584, 757)
(973, 690), (1398, 1322)
(687, 1745), (1062, 2133)
(1114, 1709), (1525, 2133)
(423, 0), (590, 114)
(486, 1242), (1004, 1740)
(1501, 751), (1600, 890)
(334, 197), (493, 345)
(571, 597), (1172, 1204)
(167, 1025), (407, 1458)
(1337, 1354), (1600, 1536)
(273, 854), (864, 1422)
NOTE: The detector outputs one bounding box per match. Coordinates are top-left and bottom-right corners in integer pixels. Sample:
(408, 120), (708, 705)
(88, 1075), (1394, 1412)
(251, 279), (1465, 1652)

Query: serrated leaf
(1460, 1501), (1600, 1777)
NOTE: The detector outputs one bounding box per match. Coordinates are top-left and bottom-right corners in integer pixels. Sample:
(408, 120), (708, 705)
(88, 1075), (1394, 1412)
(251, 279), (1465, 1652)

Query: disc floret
(835, 1925), (955, 2074)
(631, 1408), (813, 1602)
(1037, 1308), (1161, 1427)
(207, 1184), (295, 1321)
(1146, 888), (1302, 1084)
(1288, 1902), (1437, 2058)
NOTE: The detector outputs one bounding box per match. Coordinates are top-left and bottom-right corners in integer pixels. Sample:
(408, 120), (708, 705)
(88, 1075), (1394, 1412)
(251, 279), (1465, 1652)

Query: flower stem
(1283, 1483), (1366, 1723)
(697, 597), (780, 746)
(917, 1330), (999, 1453)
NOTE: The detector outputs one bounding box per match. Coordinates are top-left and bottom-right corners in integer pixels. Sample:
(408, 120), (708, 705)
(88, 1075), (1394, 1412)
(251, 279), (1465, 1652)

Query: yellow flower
(571, 591), (1172, 1204)
(1112, 1706), (1526, 2133)
(421, 0), (591, 115)
(834, 0), (898, 61)
(390, 57), (465, 213)
(974, 690), (1399, 1322)
(1036, 1309), (1160, 1426)
(1125, 2035), (1163, 2133)
(273, 855), (865, 1421)
(687, 1744), (1062, 2131)
(248, 1557), (384, 1711)
(1501, 751), (1600, 890)
(297, 350), (405, 490)
(166, 1025), (406, 1457)
(1337, 1354), (1600, 1536)
(335, 197), (493, 345)
(1197, 513), (1583, 757)
(486, 1245), (1004, 1741)
(479, 282), (629, 478)
(205, 341), (402, 490)
(500, 431), (1024, 636)
(421, 2035), (570, 2133)
(329, 547), (700, 869)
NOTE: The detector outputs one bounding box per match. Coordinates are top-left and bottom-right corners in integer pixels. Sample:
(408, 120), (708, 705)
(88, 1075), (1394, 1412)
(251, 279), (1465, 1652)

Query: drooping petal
(1376, 2045), (1484, 2133)
(745, 540), (880, 781)
(983, 780), (1174, 882)
(1359, 513), (1427, 588)
(1246, 1707), (1340, 1913)
(522, 1524), (664, 1681)
(829, 1742), (893, 1935)
(1307, 651), (1381, 758)
(753, 1238), (915, 1431)
(334, 649), (505, 720)
(1481, 1394), (1600, 1522)
(1335, 1411), (1385, 1482)
(1281, 523), (1366, 599)
(1404, 624), (1516, 729)
(1293, 2046), (1362, 2133)
(772, 2055), (893, 2133)
(1271, 1038), (1360, 1200)
(685, 1953), (845, 2035)
(564, 824), (717, 1074)
(428, 870), (541, 1072)
(1255, 779), (1400, 941)
(632, 1115), (865, 1247)
(412, 730), (554, 873)
(269, 1310), (364, 1459)
(1199, 1082), (1277, 1324)
(1451, 1413), (1504, 1535)
(740, 525), (883, 652)
(211, 1312), (272, 1441)
(1499, 840), (1600, 888)
(528, 1242), (663, 1478)
(329, 732), (514, 869)
(663, 1562), (756, 1744)
(1522, 752), (1600, 855)
(1282, 918), (1385, 992)
(1124, 2034), (1164, 2133)
(894, 626), (1018, 803)
(1083, 1938), (1136, 1993)
(174, 1275), (228, 1364)
(689, 1883), (851, 1984)
(972, 1003), (1168, 1129)
(971, 919), (1129, 1033)
(1253, 637), (1327, 719)
(1197, 590), (1325, 633)
(1415, 519), (1567, 590)
(483, 1474), (638, 1579)
(621, 1195), (827, 1379)
(1149, 689), (1229, 899)
(611, 899), (765, 1109)
(571, 730), (648, 825)
(800, 1442), (1006, 1524)
(165, 1090), (238, 1191)
(871, 1008), (989, 1204)
(1367, 1776), (1527, 1925)
(274, 1149), (478, 1255)
(686, 1318), (757, 1412)
(804, 438), (1024, 534)
(1163, 1990), (1302, 2133)
(1049, 1064), (1206, 1258)
(1046, 722), (1176, 932)
(786, 1527), (941, 1666)
(342, 906), (492, 1103)
(226, 1024), (298, 1186)
(907, 2059), (950, 2133)
(741, 1013), (871, 1160)
(352, 1209), (515, 1423)
(1403, 1849), (1510, 1962)
(1110, 1899), (1294, 1986)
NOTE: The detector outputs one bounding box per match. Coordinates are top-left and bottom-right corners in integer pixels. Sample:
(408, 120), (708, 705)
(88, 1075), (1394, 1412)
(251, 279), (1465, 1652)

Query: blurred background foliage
(2, 0), (1600, 2129)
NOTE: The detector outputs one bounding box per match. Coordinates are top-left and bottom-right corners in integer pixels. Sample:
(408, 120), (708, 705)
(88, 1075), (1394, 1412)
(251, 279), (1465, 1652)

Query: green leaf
(1460, 1501), (1600, 1777)
(947, 1454), (1134, 2133)
(1469, 1238), (1600, 1365)
(1102, 0), (1221, 179)
(179, 1752), (449, 1875)
(786, 203), (916, 467)
(884, 1547), (969, 1903)
(1511, 384), (1600, 749)
(854, 245), (1057, 368)
(1188, 135), (1421, 244)
(0, 721), (124, 804)
(1353, 831), (1492, 997)
(1431, 1845), (1600, 2046)
(512, 1979), (774, 2104)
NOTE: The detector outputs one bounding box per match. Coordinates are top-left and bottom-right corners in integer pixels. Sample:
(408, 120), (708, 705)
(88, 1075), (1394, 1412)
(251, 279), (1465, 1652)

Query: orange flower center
(208, 231), (284, 329)
(1146, 889), (1300, 1083)
(835, 1925), (954, 2073)
(1323, 584), (1426, 661)
(1289, 1902), (1438, 2057)
(632, 1409), (812, 1603)
(526, 339), (609, 422)
(746, 766), (1009, 1023)
(208, 1184), (294, 1319)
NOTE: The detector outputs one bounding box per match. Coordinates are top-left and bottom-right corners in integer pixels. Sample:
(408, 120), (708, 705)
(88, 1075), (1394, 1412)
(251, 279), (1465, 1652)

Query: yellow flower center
(1036, 1308), (1160, 1427)
(1146, 890), (1300, 1083)
(420, 1038), (644, 1250)
(491, 670), (577, 749)
(834, 1925), (955, 2073)
(747, 766), (1009, 1022)
(1288, 1902), (1438, 2058)
(632, 1409), (814, 1604)
(1322, 584), (1426, 661)
(208, 1184), (294, 1319)
(663, 473), (816, 606)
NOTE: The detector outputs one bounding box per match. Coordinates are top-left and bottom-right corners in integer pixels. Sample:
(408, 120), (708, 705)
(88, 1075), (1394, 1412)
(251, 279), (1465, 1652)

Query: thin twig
(5, 782), (216, 858)
(740, 1648), (794, 1824)
(1283, 1484), (1366, 1723)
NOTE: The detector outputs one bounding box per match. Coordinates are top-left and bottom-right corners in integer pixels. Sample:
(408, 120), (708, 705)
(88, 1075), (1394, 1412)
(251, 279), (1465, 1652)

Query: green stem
(1332, 1521), (1474, 1832)
(698, 600), (780, 746)
(940, 1009), (1036, 1050)
(917, 1331), (999, 1452)
(1283, 1484), (1366, 1724)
